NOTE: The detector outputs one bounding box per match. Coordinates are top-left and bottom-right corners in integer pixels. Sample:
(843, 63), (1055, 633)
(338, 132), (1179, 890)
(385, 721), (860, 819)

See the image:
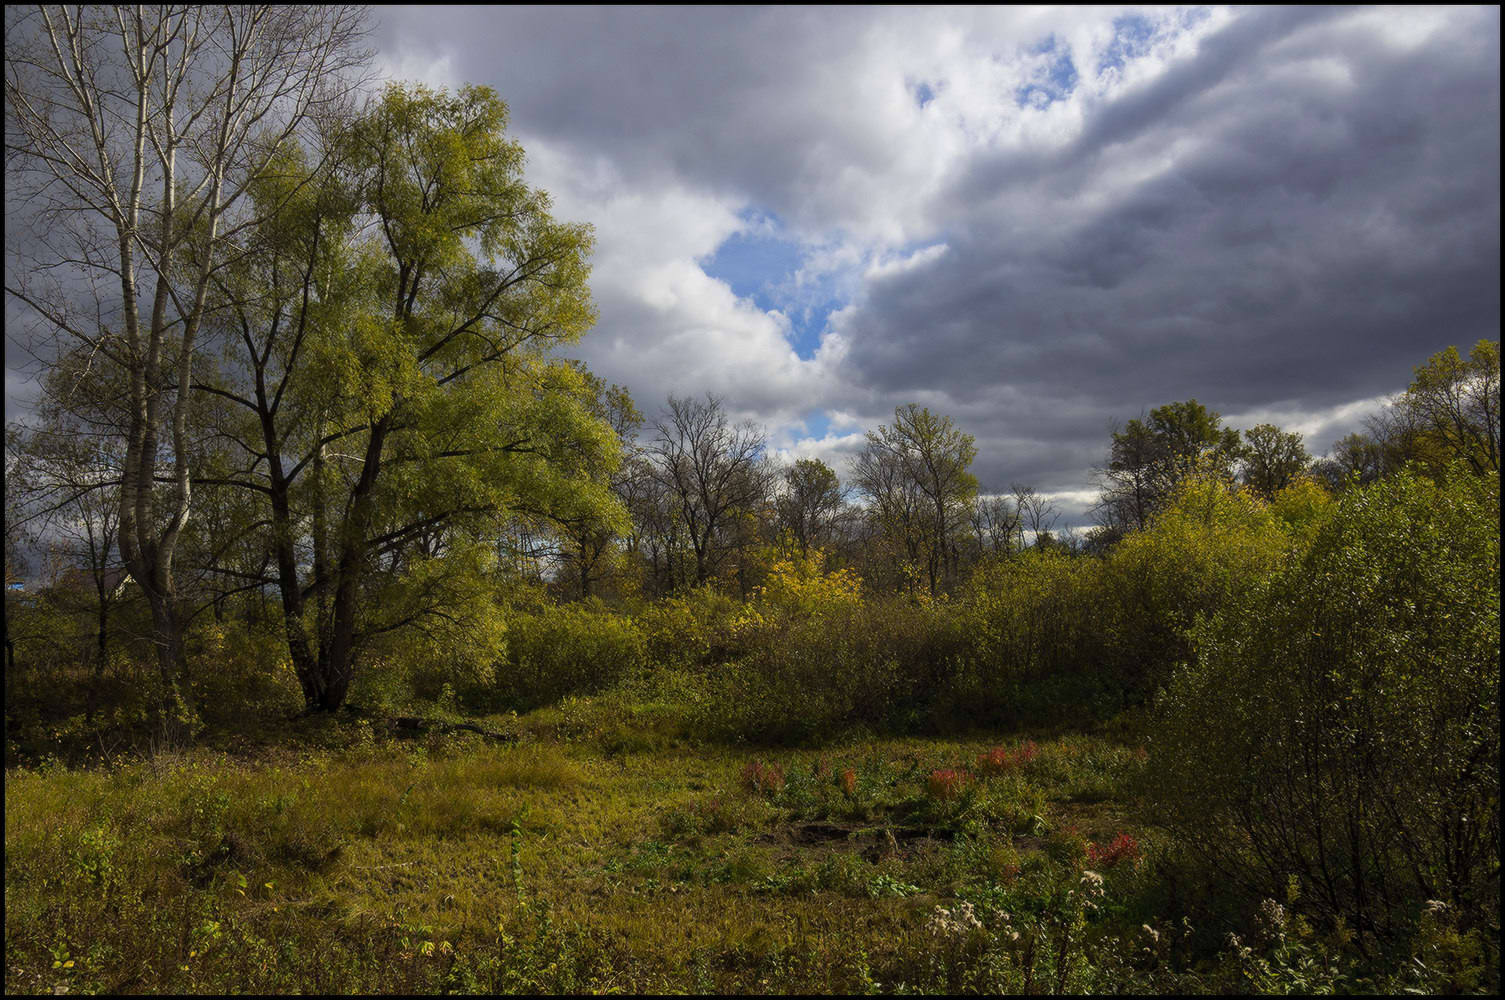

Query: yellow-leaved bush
(1088, 474), (1316, 706)
(634, 586), (743, 670)
(754, 550), (862, 616)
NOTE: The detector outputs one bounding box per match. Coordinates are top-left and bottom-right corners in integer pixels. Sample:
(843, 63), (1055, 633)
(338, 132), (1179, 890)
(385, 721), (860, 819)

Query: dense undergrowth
(5, 467), (1500, 993)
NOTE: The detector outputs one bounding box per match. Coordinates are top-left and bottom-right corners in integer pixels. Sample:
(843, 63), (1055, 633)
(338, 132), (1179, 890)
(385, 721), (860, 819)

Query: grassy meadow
(6, 462), (1499, 995)
(5, 358), (1501, 995)
(4, 14), (1500, 990)
(5, 699), (1289, 995)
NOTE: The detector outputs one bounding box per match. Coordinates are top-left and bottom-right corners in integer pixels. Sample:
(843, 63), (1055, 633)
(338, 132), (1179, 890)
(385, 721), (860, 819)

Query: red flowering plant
(1085, 831), (1140, 867)
(742, 759), (786, 795)
(976, 740), (1040, 776)
(926, 768), (972, 802)
(839, 767), (858, 797)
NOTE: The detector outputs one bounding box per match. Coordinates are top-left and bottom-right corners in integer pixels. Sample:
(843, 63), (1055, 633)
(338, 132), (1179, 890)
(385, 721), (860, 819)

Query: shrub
(967, 476), (1329, 722)
(354, 545), (509, 713)
(753, 550), (862, 615)
(966, 549), (1105, 722)
(1091, 474), (1297, 706)
(634, 586), (743, 670)
(698, 597), (976, 743)
(1145, 467), (1500, 941)
(187, 619), (302, 724)
(485, 601), (646, 711)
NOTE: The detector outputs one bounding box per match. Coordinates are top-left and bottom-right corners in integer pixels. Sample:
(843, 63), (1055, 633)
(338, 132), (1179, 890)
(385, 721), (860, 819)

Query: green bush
(1091, 475), (1303, 706)
(352, 544), (508, 713)
(486, 601), (647, 711)
(966, 476), (1318, 720)
(700, 597), (977, 743)
(186, 619), (303, 725)
(967, 549), (1104, 722)
(634, 585), (744, 670)
(1145, 467), (1500, 942)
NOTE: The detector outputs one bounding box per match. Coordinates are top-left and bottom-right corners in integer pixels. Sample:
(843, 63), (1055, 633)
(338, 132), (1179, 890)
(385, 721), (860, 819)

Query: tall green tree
(1399, 339), (1500, 475)
(1238, 422), (1311, 500)
(549, 371), (642, 599)
(5, 5), (372, 710)
(1094, 399), (1242, 536)
(774, 458), (846, 558)
(198, 84), (617, 711)
(1315, 431), (1386, 491)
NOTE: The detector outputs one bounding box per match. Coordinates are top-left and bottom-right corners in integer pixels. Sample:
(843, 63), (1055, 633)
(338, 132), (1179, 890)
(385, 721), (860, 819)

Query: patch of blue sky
(700, 210), (846, 361)
(1096, 12), (1157, 75)
(800, 410), (832, 441)
(700, 220), (802, 314)
(1014, 35), (1079, 109)
(912, 80), (936, 109)
(782, 299), (841, 360)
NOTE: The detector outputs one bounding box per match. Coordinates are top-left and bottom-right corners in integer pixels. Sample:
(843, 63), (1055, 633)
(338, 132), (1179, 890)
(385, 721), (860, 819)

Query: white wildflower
(1256, 897), (1287, 941)
(926, 902), (982, 937)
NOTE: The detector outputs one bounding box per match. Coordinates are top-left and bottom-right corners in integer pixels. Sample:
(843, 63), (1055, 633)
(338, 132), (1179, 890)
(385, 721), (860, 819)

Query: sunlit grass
(5, 713), (1158, 995)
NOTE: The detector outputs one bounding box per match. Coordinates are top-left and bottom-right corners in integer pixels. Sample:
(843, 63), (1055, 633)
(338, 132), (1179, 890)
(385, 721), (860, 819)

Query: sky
(7, 5), (1502, 526)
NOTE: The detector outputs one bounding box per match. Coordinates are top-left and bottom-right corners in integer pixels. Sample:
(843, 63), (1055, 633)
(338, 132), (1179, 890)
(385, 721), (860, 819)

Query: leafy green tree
(1093, 399), (1242, 535)
(1315, 430), (1385, 491)
(549, 371), (643, 599)
(774, 458), (847, 558)
(197, 84), (617, 711)
(1238, 423), (1311, 500)
(1399, 340), (1500, 474)
(1094, 473), (1297, 706)
(4, 5), (372, 706)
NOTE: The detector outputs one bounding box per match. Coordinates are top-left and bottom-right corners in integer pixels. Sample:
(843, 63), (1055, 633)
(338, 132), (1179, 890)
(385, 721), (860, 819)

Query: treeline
(3, 1), (1497, 724)
(3, 52), (1501, 719)
(485, 333), (1502, 602)
(7, 302), (1498, 725)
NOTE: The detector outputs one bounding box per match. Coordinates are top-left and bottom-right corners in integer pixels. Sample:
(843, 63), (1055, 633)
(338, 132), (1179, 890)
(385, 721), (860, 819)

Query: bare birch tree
(5, 5), (371, 707)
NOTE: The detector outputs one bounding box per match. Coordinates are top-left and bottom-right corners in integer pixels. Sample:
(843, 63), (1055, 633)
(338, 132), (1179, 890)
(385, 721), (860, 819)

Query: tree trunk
(299, 418), (391, 711)
(87, 584), (109, 726)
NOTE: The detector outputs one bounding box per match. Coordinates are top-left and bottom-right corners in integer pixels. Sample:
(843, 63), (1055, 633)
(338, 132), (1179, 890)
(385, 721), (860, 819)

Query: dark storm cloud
(376, 5), (908, 235)
(841, 5), (1500, 492)
(355, 8), (1500, 512)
